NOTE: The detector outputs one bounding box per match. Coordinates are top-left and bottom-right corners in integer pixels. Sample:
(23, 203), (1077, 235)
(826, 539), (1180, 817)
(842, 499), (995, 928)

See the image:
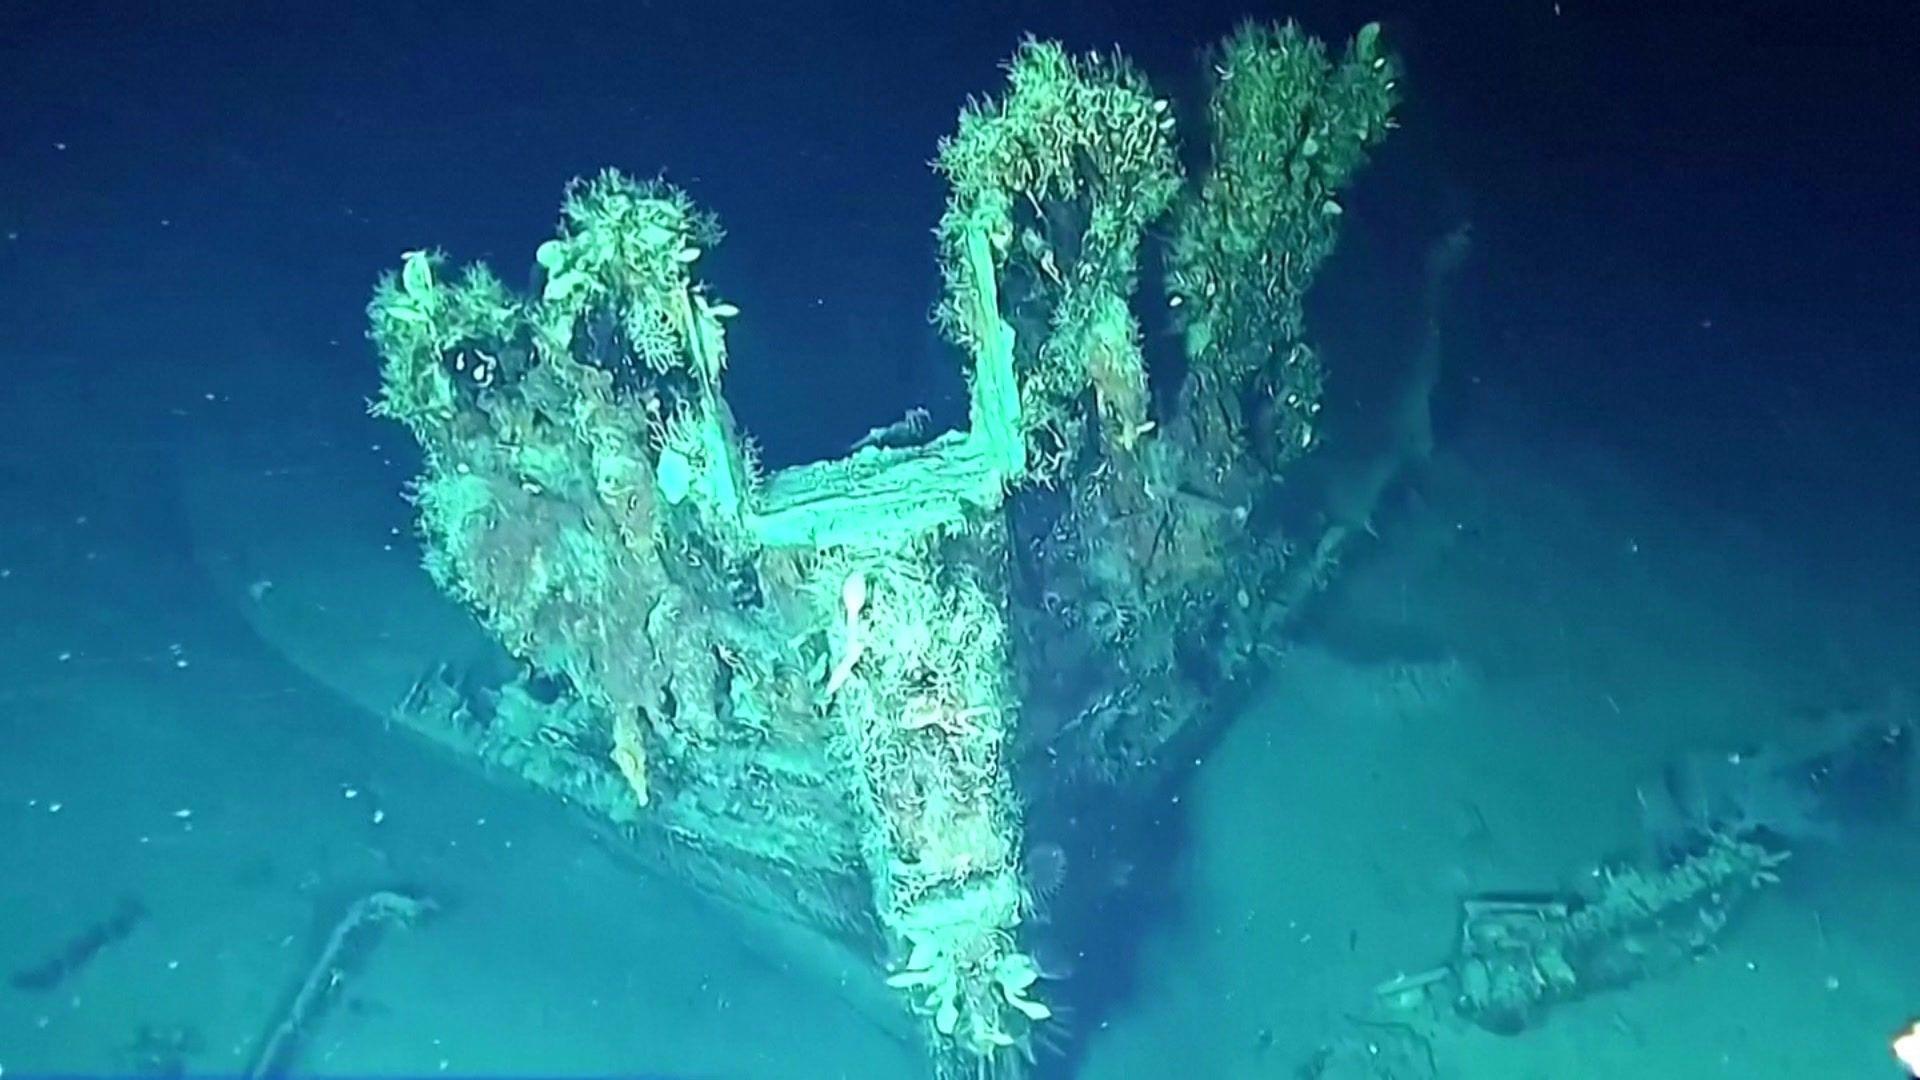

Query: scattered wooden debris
(8, 894), (146, 992)
(246, 890), (434, 1079)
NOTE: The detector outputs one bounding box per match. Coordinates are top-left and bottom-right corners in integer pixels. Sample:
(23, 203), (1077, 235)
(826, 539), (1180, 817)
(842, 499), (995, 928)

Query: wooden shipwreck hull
(367, 21), (1409, 1076)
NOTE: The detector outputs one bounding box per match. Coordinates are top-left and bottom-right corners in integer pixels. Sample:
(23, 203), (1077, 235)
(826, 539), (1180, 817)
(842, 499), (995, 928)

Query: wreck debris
(8, 895), (146, 993)
(1452, 833), (1788, 1034)
(246, 890), (434, 1079)
(1354, 830), (1789, 1050)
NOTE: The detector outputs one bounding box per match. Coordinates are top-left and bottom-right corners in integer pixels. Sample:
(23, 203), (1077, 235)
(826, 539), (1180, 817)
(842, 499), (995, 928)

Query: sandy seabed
(1, 379), (1913, 1080)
